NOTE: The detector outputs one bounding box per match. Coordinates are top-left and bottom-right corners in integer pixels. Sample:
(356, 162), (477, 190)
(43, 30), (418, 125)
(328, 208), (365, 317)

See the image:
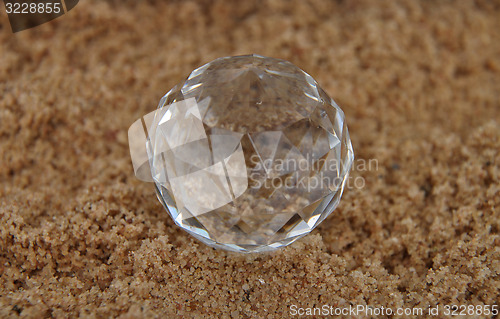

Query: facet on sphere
(143, 54), (354, 252)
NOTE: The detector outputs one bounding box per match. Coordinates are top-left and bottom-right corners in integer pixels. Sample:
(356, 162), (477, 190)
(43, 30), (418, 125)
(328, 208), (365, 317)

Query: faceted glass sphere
(148, 55), (353, 253)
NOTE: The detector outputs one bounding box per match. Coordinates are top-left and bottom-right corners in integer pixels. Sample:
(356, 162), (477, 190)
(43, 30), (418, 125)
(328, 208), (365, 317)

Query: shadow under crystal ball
(140, 55), (353, 253)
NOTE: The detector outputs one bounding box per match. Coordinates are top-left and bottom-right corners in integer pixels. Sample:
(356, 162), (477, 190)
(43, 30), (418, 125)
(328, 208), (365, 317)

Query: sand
(0, 0), (499, 318)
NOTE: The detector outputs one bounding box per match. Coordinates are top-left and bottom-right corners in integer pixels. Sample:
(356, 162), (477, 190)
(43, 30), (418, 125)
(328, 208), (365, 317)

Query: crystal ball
(148, 55), (354, 253)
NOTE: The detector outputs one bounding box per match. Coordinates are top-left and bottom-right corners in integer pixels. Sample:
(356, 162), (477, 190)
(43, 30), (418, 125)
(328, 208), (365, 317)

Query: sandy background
(1, 0), (499, 318)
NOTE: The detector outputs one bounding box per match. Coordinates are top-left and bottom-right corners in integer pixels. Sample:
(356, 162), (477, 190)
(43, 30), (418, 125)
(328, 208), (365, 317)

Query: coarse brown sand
(0, 0), (499, 318)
